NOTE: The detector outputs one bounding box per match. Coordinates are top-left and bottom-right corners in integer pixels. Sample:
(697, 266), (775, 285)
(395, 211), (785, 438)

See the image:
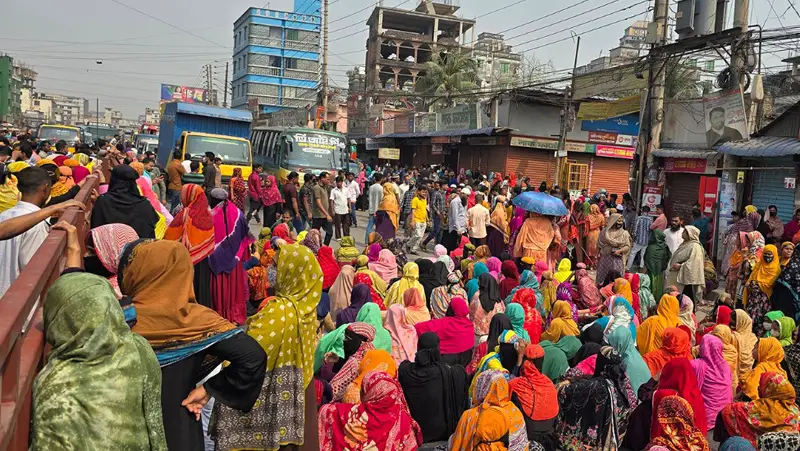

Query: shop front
(652, 149), (721, 222)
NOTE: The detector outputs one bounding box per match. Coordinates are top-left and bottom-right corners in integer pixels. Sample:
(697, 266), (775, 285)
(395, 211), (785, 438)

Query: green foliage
(415, 52), (479, 111)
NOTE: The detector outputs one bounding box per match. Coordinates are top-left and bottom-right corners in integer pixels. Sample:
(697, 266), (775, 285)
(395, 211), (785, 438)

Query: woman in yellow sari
(740, 336), (787, 400)
(376, 183), (399, 240)
(636, 294), (681, 355)
(354, 255), (388, 298)
(732, 309), (758, 379)
(384, 262), (426, 308)
(539, 271), (557, 316)
(540, 300), (580, 342)
(710, 324), (740, 395)
(553, 258), (573, 284)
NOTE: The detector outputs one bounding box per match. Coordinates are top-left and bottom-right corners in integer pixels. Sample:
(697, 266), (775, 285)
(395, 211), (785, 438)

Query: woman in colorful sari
(336, 236), (360, 266)
(652, 357), (708, 437)
(732, 308), (758, 378)
(86, 223), (139, 298)
(504, 269), (541, 307)
(774, 316), (796, 346)
(487, 197), (509, 257)
(644, 229), (672, 299)
(648, 395), (711, 451)
(744, 243), (781, 335)
(470, 272), (507, 340)
(341, 349), (398, 404)
(539, 271), (557, 317)
(317, 246), (341, 290)
(384, 304), (417, 365)
(466, 261), (488, 301)
(259, 174), (283, 226)
(414, 297), (474, 367)
(467, 313), (512, 375)
(118, 240), (266, 450)
(485, 256), (502, 281)
(369, 248), (398, 285)
(384, 262), (425, 308)
(354, 255), (389, 297)
(691, 334), (733, 430)
(499, 259), (520, 299)
(773, 239), (800, 320)
(510, 288), (543, 344)
(449, 370), (530, 451)
(207, 188), (252, 325)
(356, 302), (392, 353)
(638, 272), (657, 320)
(780, 241), (795, 268)
(717, 372), (800, 447)
(319, 371), (422, 451)
(272, 222), (295, 244)
(508, 344), (559, 451)
(637, 293), (681, 355)
(513, 212), (560, 267)
(584, 204), (605, 266)
(540, 300), (579, 343)
(403, 287), (431, 325)
(596, 213), (632, 287)
(227, 167), (246, 211)
(573, 263), (602, 313)
(642, 327), (693, 377)
(314, 322), (376, 402)
(509, 206), (526, 240)
(213, 242), (325, 450)
(740, 336), (787, 400)
(594, 295), (637, 341)
(556, 352), (637, 451)
(376, 183), (399, 239)
(607, 326), (651, 393)
(553, 258), (573, 284)
(398, 332), (469, 443)
(32, 272), (168, 451)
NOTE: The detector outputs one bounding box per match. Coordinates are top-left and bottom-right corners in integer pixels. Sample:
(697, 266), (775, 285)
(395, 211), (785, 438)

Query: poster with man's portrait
(703, 89), (748, 148)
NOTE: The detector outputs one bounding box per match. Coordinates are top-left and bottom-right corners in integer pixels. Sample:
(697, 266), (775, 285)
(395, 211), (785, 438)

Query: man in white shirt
(181, 153), (193, 173)
(664, 214), (685, 254)
(467, 192), (491, 247)
(345, 172), (361, 227)
(330, 175), (351, 239)
(366, 173), (385, 242)
(398, 175), (410, 200)
(0, 167), (54, 297)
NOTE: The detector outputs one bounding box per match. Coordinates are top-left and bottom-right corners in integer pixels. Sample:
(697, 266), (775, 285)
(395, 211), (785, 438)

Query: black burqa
(398, 332), (468, 443)
(569, 323), (605, 367)
(419, 260), (449, 307)
(91, 165), (158, 239)
(478, 272), (502, 313)
(486, 313), (513, 352)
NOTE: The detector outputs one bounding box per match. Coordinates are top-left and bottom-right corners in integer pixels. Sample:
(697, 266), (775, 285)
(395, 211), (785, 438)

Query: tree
(518, 54), (556, 86)
(415, 51), (478, 111)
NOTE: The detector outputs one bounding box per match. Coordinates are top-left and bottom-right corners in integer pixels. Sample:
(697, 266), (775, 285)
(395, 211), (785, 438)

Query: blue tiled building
(231, 1), (321, 114)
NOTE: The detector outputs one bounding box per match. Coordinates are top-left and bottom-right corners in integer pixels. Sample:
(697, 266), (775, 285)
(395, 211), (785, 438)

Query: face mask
(763, 322), (773, 332)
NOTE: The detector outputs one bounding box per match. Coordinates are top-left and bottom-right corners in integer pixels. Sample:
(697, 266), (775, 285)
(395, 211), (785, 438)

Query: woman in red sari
(228, 167), (247, 211)
(509, 288), (543, 343)
(260, 174), (283, 226)
(319, 371), (422, 451)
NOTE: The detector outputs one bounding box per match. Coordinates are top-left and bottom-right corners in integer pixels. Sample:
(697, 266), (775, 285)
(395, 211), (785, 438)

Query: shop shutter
(751, 157), (795, 222)
(590, 156), (632, 197)
(506, 147), (554, 186)
(665, 172), (701, 223)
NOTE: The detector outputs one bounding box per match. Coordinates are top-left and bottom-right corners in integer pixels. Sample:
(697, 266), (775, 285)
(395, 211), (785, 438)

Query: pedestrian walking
(423, 180), (445, 248)
(627, 205), (653, 271)
(467, 192), (490, 247)
(246, 163), (263, 223)
(311, 171), (334, 245)
(330, 176), (351, 239)
(346, 171), (361, 227)
(407, 187), (428, 254)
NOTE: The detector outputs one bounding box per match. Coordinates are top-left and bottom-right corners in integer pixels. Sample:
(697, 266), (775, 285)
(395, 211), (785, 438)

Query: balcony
(248, 65), (282, 76)
(285, 40), (320, 52)
(284, 69), (318, 81)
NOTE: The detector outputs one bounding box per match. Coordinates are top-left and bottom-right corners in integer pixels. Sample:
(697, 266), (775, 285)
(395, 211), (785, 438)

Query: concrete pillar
(433, 18), (439, 43)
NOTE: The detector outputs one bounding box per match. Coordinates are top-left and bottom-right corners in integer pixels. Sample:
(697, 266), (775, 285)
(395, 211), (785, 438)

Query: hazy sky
(2, 0), (797, 117)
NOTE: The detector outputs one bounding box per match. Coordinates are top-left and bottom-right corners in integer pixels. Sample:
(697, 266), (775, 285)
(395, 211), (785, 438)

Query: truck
(156, 102), (254, 182)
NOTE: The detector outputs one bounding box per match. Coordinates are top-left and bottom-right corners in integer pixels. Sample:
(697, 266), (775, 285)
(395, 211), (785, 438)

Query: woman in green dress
(644, 229), (672, 300)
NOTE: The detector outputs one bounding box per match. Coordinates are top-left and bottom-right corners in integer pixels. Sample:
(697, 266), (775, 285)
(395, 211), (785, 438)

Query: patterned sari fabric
(758, 431), (800, 450)
(450, 370), (530, 451)
(721, 372), (800, 447)
(164, 184), (215, 265)
(342, 349), (398, 404)
(739, 337), (787, 401)
(229, 168), (246, 211)
(213, 243), (322, 450)
(319, 371), (422, 451)
(32, 273), (167, 451)
(89, 223), (139, 298)
(647, 395), (710, 451)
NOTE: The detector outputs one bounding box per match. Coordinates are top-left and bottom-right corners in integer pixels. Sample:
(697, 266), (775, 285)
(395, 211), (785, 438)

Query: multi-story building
(575, 20), (649, 75)
(144, 107), (160, 125)
(231, 1), (321, 114)
(28, 94), (53, 122)
(48, 94), (88, 125)
(0, 55), (21, 122)
(347, 66), (368, 139)
(473, 32), (522, 91)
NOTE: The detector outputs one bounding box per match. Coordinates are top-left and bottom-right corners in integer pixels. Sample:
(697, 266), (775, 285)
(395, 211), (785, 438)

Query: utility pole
(321, 0), (329, 129)
(206, 64), (213, 105)
(554, 36), (580, 189)
(723, 0), (750, 214)
(223, 62), (229, 108)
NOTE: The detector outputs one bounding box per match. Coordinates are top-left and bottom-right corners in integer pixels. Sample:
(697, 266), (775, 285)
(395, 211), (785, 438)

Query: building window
(233, 60), (237, 73)
(285, 58), (298, 69)
(500, 62), (509, 74)
(269, 56), (281, 67)
(284, 86), (297, 98)
(286, 29), (299, 41)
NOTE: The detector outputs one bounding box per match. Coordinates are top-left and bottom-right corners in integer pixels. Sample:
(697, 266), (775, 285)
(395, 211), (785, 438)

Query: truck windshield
(186, 135), (250, 165)
(39, 126), (79, 142)
(285, 131), (346, 170)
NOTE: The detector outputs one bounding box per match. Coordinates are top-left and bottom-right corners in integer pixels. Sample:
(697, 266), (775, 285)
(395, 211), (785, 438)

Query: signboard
(595, 145), (635, 159)
(510, 136), (595, 153)
(641, 185), (663, 214)
(365, 138), (379, 151)
(786, 177), (797, 189)
(581, 112), (641, 135)
(437, 104), (479, 131)
(664, 157), (719, 174)
(467, 136), (505, 146)
(703, 89), (748, 148)
(588, 132), (618, 145)
(737, 171), (745, 183)
(431, 144), (443, 155)
(616, 134), (634, 146)
(378, 147), (400, 160)
(160, 84), (209, 104)
(414, 112), (437, 133)
(431, 136), (450, 144)
(577, 96), (641, 120)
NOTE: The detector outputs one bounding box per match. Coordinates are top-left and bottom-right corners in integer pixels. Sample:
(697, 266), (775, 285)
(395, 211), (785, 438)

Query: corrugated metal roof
(717, 136), (800, 157)
(175, 103), (253, 122)
(651, 148), (719, 159)
(375, 127), (505, 139)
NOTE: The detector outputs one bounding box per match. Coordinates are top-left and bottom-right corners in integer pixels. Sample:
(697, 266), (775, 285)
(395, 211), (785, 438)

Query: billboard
(160, 84), (210, 104)
(581, 112), (641, 135)
(703, 89), (748, 148)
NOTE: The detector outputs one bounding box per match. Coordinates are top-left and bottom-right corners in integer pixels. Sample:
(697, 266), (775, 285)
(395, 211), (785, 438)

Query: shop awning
(375, 127), (510, 139)
(651, 148), (719, 159)
(717, 136), (800, 157)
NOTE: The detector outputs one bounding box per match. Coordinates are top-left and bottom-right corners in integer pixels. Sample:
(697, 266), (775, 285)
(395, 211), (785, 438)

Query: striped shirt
(632, 215), (654, 246)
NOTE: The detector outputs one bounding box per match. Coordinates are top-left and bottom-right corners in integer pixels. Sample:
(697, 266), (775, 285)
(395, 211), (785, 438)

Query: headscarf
(539, 336), (581, 381)
(33, 273), (168, 450)
(71, 165), (90, 184)
(597, 296), (637, 341)
(91, 165), (159, 239)
(419, 259), (448, 302)
(403, 287), (431, 325)
(255, 227), (271, 255)
(539, 271), (557, 316)
(271, 223), (294, 245)
(301, 229), (322, 254)
(367, 243), (382, 262)
(743, 244), (781, 306)
(317, 246), (340, 290)
(710, 325), (740, 394)
(260, 174), (283, 207)
(466, 262), (489, 301)
(774, 316), (796, 347)
(384, 304), (417, 365)
(731, 310), (756, 378)
(691, 334), (733, 429)
(489, 200), (509, 238)
(508, 344), (558, 421)
(485, 257), (501, 281)
(636, 294), (681, 355)
(477, 272), (502, 313)
(575, 263), (602, 309)
(336, 283), (372, 327)
(414, 297), (473, 355)
(607, 326), (651, 393)
(318, 371), (422, 451)
(720, 437), (757, 451)
(378, 183), (400, 229)
(613, 277), (633, 304)
(503, 270), (540, 309)
(740, 337), (788, 400)
(721, 372), (800, 447)
(599, 213), (631, 259)
(355, 303), (392, 353)
(369, 249), (397, 285)
(553, 258), (573, 284)
(638, 272), (657, 319)
(643, 327), (693, 377)
(533, 260), (549, 282)
(781, 241), (795, 266)
(462, 370), (529, 451)
(540, 300), (579, 342)
(648, 396), (710, 451)
(384, 262), (425, 308)
(676, 293), (698, 344)
(474, 406), (511, 451)
(652, 357), (708, 437)
(329, 265), (355, 320)
(336, 236), (361, 263)
(341, 349), (398, 404)
(89, 223), (139, 297)
(505, 303), (530, 342)
(498, 260), (520, 299)
(509, 288), (543, 344)
(509, 207), (526, 237)
(118, 240), (240, 365)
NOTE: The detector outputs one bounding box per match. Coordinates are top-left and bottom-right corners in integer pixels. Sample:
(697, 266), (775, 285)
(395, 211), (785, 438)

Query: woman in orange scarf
(540, 300), (579, 343)
(376, 183), (399, 239)
(743, 244), (781, 336)
(512, 212), (560, 264)
(584, 204), (605, 266)
(508, 344), (559, 448)
(636, 294), (681, 355)
(341, 349), (398, 404)
(739, 336), (787, 400)
(642, 327), (693, 376)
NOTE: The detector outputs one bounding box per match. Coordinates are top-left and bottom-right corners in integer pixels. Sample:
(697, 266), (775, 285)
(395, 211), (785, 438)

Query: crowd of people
(5, 134), (800, 451)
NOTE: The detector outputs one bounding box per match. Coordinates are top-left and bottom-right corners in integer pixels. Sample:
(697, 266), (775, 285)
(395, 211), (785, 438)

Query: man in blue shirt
(627, 205), (653, 271)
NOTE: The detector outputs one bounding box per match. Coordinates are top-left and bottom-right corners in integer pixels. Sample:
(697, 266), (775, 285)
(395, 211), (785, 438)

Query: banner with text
(160, 84), (209, 104)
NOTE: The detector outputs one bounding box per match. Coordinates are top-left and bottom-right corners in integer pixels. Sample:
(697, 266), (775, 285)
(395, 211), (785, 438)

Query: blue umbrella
(512, 191), (569, 216)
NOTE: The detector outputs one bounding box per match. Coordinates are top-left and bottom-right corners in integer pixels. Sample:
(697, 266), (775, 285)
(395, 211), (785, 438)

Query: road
(248, 209), (439, 259)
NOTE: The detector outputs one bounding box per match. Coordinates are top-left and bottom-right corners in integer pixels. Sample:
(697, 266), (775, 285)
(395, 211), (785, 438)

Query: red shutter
(589, 156), (632, 197)
(506, 147), (555, 185)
